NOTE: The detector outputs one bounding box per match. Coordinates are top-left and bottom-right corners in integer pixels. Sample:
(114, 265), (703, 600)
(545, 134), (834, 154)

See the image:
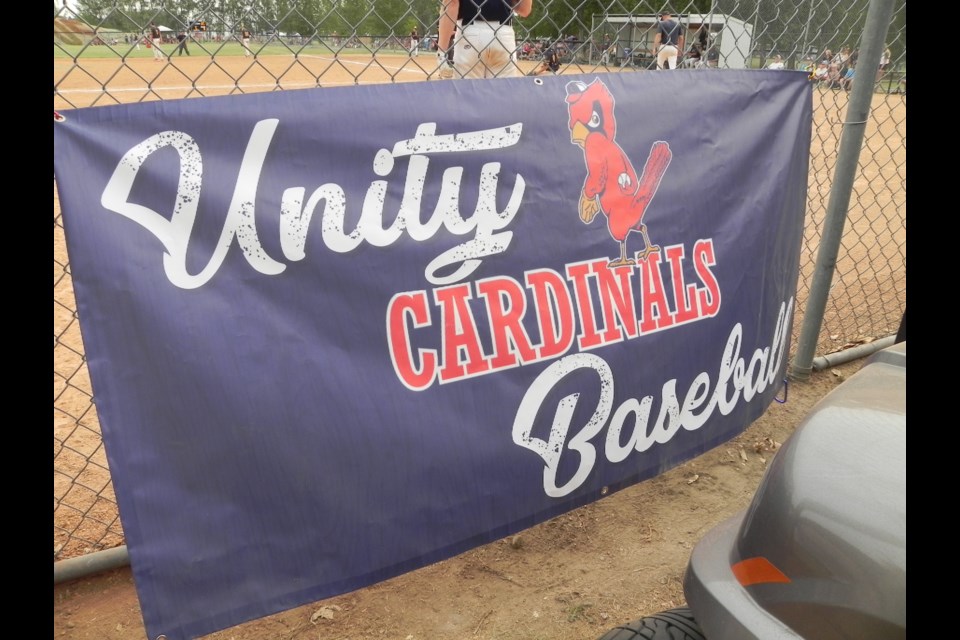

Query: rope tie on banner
(774, 378), (788, 404)
(55, 110), (65, 122)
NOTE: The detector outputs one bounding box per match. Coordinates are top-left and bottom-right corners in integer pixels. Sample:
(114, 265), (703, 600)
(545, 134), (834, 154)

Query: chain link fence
(54, 0), (906, 566)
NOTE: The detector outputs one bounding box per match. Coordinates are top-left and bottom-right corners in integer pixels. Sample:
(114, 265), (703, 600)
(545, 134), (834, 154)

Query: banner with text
(54, 70), (811, 640)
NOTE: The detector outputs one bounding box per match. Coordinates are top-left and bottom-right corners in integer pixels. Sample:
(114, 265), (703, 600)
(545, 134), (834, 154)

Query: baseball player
(528, 44), (561, 75)
(437, 0), (534, 79)
(149, 22), (165, 61)
(241, 27), (252, 57)
(410, 28), (421, 56)
(652, 10), (684, 70)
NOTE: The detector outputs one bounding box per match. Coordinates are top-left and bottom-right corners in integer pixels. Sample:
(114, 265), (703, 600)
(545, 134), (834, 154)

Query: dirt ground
(53, 355), (868, 640)
(54, 53), (905, 640)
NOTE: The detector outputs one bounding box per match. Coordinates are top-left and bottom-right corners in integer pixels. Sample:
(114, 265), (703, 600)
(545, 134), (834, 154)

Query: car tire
(595, 607), (706, 640)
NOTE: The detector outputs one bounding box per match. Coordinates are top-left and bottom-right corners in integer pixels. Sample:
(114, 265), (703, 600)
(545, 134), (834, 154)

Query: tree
(73, 0), (128, 30)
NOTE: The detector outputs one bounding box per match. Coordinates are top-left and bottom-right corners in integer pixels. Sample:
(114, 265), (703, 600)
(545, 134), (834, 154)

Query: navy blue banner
(54, 70), (811, 640)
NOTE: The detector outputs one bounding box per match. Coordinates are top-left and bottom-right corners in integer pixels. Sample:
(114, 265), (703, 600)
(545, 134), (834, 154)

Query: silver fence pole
(788, 0), (898, 381)
(800, 0), (814, 62)
(54, 545), (130, 584)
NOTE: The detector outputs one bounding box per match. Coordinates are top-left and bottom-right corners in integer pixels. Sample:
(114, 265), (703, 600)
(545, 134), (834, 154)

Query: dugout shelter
(590, 13), (754, 69)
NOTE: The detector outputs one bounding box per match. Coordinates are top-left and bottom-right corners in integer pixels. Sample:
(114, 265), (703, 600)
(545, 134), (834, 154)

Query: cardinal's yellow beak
(571, 121), (589, 147)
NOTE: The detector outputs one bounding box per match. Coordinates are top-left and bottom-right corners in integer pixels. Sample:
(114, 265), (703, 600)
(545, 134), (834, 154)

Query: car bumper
(683, 510), (802, 640)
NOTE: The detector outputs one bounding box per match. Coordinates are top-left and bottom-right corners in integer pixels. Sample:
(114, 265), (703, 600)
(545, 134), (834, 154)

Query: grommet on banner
(533, 77), (544, 86)
(600, 486), (609, 496)
(54, 110), (66, 122)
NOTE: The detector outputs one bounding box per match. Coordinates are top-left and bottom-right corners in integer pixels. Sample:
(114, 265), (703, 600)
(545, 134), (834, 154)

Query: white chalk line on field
(56, 53), (435, 96)
(57, 81), (359, 95)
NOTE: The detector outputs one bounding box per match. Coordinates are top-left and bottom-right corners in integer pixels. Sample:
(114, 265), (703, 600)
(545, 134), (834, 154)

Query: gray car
(597, 341), (906, 639)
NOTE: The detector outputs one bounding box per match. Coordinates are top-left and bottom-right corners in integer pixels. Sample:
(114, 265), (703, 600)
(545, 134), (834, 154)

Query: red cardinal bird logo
(565, 79), (672, 267)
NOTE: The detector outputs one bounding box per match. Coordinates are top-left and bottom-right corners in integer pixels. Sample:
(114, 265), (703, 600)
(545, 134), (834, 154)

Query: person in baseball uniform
(149, 22), (165, 61)
(437, 0), (534, 79)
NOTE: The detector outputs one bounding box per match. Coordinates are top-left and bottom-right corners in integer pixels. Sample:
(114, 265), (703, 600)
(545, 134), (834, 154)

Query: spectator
(832, 45), (851, 70)
(813, 61), (830, 83)
(696, 27), (709, 51)
(682, 44), (702, 68)
(877, 45), (891, 83)
(706, 44), (719, 67)
(840, 61), (855, 91)
(767, 54), (785, 70)
(826, 62), (842, 88)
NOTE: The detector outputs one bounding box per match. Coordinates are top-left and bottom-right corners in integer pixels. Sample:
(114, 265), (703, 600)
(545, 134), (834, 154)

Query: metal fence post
(788, 0), (898, 381)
